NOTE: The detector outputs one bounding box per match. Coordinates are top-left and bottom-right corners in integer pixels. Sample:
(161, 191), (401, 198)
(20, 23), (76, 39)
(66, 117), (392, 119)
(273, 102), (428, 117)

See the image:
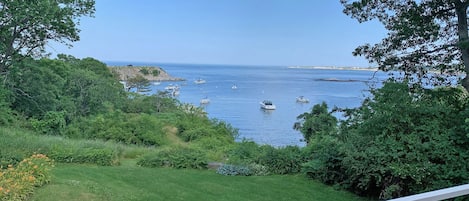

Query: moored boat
(260, 100), (276, 110)
(194, 78), (206, 84)
(296, 96), (309, 103)
(200, 97), (210, 104)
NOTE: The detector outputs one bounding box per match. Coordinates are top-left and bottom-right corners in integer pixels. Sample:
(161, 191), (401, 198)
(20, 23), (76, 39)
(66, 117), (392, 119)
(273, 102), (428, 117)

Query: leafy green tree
(139, 68), (149, 75)
(6, 57), (125, 121)
(293, 102), (338, 145)
(341, 0), (469, 91)
(339, 82), (469, 199)
(7, 58), (68, 118)
(0, 0), (95, 74)
(126, 75), (151, 93)
(152, 69), (160, 76)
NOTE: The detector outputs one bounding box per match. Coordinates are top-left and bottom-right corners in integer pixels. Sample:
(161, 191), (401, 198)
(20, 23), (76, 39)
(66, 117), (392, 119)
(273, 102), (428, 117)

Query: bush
(0, 154), (54, 201)
(301, 136), (346, 184)
(151, 69), (160, 76)
(302, 82), (469, 199)
(257, 145), (304, 175)
(48, 143), (119, 166)
(137, 147), (207, 169)
(216, 164), (252, 176)
(0, 127), (122, 166)
(139, 68), (149, 75)
(67, 111), (168, 146)
(226, 141), (304, 175)
(30, 111), (66, 135)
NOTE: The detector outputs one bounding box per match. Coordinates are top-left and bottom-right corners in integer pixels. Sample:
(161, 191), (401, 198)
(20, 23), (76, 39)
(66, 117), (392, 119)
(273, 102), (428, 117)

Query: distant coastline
(109, 66), (185, 81)
(287, 66), (378, 71)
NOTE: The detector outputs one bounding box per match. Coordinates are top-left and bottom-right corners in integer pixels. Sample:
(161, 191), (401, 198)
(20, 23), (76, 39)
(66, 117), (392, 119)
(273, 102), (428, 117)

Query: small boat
(152, 81), (161, 85)
(200, 97), (210, 104)
(231, 84), (237, 89)
(172, 89), (180, 96)
(194, 78), (206, 84)
(260, 100), (276, 110)
(296, 96), (309, 103)
(165, 84), (179, 90)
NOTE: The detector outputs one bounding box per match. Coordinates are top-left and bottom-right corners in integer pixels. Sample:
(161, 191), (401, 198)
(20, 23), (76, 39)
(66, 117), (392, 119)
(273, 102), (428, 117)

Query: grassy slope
(31, 160), (367, 201)
(1, 127), (367, 200)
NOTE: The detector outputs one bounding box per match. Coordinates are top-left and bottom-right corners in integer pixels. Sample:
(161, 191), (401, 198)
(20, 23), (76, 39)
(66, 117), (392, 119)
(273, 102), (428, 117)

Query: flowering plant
(0, 154), (54, 201)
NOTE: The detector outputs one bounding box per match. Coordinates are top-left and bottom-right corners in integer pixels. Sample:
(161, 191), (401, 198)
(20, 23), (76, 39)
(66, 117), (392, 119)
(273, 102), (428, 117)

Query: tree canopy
(0, 0), (95, 74)
(341, 0), (469, 91)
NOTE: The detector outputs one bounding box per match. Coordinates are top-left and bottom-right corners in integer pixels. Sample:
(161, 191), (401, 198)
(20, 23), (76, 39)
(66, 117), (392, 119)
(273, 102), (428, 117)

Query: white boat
(194, 78), (206, 84)
(152, 81), (161, 85)
(172, 89), (180, 96)
(231, 84), (237, 89)
(260, 100), (276, 110)
(296, 96), (309, 103)
(165, 84), (179, 90)
(200, 97), (210, 104)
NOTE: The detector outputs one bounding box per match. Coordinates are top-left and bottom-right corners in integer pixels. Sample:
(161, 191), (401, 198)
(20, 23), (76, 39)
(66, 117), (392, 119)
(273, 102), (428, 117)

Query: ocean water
(109, 62), (387, 147)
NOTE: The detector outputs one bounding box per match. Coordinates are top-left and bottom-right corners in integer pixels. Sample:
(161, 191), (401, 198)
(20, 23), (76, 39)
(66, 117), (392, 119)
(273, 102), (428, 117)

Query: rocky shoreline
(109, 66), (184, 81)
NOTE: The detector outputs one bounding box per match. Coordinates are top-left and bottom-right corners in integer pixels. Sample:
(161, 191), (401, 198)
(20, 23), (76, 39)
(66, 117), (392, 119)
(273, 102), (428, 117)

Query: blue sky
(48, 0), (387, 67)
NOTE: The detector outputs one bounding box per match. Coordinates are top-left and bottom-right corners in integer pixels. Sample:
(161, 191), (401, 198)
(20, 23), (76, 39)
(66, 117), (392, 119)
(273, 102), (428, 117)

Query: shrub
(139, 68), (149, 75)
(226, 141), (304, 175)
(257, 145), (304, 175)
(0, 127), (122, 166)
(216, 164), (252, 176)
(67, 111), (168, 146)
(30, 111), (66, 135)
(304, 82), (469, 199)
(151, 69), (159, 76)
(48, 144), (119, 166)
(225, 140), (262, 165)
(137, 147), (207, 169)
(0, 154), (54, 201)
(301, 136), (346, 184)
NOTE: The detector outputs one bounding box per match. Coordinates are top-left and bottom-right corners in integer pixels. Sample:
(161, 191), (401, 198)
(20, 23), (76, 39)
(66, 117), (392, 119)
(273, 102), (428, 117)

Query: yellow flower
(33, 165), (38, 169)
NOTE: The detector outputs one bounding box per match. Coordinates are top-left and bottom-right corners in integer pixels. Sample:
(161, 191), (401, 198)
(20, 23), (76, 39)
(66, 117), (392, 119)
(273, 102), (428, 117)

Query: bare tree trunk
(455, 2), (469, 91)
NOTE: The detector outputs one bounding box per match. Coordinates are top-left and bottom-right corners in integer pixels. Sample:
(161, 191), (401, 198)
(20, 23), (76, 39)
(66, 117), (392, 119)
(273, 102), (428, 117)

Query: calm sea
(108, 62), (387, 147)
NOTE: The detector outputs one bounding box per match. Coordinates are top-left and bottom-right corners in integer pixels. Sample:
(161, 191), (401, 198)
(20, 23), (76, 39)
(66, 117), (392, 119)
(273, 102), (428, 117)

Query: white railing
(388, 184), (469, 201)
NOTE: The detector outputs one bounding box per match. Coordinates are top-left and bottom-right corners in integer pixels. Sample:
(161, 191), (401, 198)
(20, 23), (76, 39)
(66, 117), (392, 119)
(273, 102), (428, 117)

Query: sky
(48, 0), (388, 67)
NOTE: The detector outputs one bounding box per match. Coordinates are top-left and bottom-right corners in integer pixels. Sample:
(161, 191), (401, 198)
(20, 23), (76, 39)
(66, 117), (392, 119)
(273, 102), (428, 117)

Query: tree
(126, 75), (151, 93)
(0, 0), (95, 74)
(341, 0), (469, 91)
(293, 102), (338, 145)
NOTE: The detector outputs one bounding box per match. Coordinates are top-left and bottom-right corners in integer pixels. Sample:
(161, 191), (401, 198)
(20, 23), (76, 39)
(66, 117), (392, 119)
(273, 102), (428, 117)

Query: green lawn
(31, 160), (367, 201)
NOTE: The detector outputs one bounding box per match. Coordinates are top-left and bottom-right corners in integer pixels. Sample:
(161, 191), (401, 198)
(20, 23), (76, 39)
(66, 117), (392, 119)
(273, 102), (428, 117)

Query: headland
(109, 66), (184, 81)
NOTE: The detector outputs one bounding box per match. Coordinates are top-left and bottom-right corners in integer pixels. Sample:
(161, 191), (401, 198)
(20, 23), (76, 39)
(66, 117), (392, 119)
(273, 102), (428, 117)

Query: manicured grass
(31, 160), (367, 201)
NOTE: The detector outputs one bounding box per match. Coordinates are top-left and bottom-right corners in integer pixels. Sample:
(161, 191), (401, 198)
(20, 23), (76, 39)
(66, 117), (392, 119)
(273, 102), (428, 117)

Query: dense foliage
(137, 147), (207, 169)
(294, 102), (338, 145)
(0, 154), (54, 201)
(297, 82), (469, 199)
(224, 141), (307, 175)
(0, 0), (95, 73)
(6, 57), (125, 122)
(341, 0), (469, 91)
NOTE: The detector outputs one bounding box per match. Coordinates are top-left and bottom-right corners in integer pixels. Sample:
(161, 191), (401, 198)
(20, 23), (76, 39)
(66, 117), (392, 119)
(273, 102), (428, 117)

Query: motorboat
(296, 96), (309, 103)
(231, 84), (237, 89)
(194, 78), (206, 84)
(200, 97), (210, 104)
(172, 89), (180, 96)
(165, 84), (179, 90)
(260, 100), (276, 110)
